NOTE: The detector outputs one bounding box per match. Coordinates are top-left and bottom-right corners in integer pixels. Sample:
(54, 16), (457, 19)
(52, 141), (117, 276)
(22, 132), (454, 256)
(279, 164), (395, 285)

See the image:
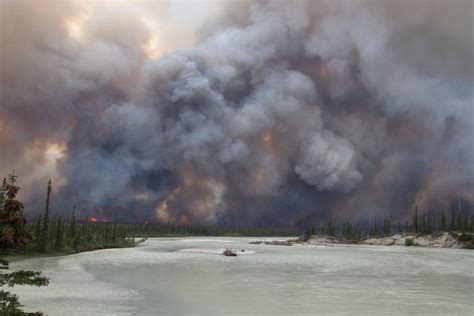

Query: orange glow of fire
(154, 162), (224, 224)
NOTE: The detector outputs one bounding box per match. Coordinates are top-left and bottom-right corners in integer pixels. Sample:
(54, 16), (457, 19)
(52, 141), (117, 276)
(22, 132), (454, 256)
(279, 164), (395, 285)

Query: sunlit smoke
(64, 2), (93, 42)
(140, 17), (162, 59)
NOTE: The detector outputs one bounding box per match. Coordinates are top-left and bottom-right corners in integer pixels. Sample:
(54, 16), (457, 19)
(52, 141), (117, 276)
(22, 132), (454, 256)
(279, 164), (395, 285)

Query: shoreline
(5, 237), (147, 263)
(250, 232), (472, 249)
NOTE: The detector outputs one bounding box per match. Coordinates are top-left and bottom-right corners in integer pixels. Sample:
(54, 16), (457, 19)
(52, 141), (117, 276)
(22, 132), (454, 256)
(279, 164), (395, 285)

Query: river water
(10, 237), (474, 315)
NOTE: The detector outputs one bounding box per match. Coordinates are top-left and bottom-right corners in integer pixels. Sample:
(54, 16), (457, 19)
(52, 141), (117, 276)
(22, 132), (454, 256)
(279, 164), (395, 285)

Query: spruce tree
(450, 205), (456, 231)
(309, 224), (316, 236)
(440, 213), (447, 231)
(0, 171), (48, 314)
(427, 212), (432, 234)
(457, 213), (463, 232)
(38, 179), (52, 252)
(421, 212), (427, 234)
(34, 214), (42, 241)
(327, 215), (334, 236)
(461, 216), (468, 233)
(67, 210), (77, 241)
(54, 217), (62, 251)
(373, 216), (378, 236)
(413, 206), (419, 233)
(49, 216), (56, 249)
(0, 171), (30, 253)
(0, 178), (6, 212)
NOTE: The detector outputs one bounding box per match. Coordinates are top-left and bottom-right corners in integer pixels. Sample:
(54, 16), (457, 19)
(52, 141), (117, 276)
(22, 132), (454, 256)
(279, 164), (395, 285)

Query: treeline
(305, 205), (474, 241)
(7, 179), (134, 256)
(124, 223), (299, 238)
(29, 213), (134, 254)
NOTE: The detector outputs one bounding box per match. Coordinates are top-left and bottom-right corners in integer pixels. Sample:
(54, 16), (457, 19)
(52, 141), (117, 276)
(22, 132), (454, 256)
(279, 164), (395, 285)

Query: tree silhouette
(0, 171), (48, 314)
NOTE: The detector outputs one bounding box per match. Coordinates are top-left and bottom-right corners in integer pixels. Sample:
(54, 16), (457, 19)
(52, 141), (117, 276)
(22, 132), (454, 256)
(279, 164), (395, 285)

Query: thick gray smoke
(1, 0), (473, 226)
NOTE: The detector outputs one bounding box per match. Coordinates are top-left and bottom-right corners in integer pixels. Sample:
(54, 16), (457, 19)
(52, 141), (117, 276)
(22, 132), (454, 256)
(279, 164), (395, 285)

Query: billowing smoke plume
(1, 0), (473, 226)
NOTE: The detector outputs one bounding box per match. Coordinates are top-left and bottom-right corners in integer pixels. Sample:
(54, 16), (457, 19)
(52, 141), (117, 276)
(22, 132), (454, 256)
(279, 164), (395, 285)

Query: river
(10, 237), (474, 315)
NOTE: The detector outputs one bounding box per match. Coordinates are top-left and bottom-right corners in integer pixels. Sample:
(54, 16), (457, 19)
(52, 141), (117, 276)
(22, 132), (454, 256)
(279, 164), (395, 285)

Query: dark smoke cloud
(1, 0), (473, 226)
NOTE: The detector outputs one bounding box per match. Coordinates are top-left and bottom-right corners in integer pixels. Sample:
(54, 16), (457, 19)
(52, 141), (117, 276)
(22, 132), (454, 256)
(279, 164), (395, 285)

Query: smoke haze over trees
(0, 0), (473, 227)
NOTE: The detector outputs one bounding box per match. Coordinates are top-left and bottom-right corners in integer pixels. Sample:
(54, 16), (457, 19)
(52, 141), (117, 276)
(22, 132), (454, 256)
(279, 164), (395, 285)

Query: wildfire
(154, 162), (224, 224)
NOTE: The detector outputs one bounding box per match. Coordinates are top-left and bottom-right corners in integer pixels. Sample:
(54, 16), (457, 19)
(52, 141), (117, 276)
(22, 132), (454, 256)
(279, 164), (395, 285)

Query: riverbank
(251, 232), (472, 249)
(5, 238), (147, 263)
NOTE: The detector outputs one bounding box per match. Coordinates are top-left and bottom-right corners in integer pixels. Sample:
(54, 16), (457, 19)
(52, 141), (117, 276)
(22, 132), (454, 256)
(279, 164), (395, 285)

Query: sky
(0, 0), (473, 227)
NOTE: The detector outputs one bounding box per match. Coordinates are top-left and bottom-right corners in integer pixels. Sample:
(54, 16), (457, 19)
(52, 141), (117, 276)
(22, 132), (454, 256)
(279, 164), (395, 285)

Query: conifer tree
(457, 212), (463, 232)
(49, 216), (57, 250)
(67, 210), (77, 241)
(0, 178), (6, 212)
(325, 215), (334, 236)
(38, 179), (52, 252)
(427, 212), (432, 233)
(0, 171), (49, 314)
(34, 215), (41, 239)
(0, 171), (30, 253)
(450, 204), (456, 231)
(461, 216), (468, 233)
(347, 222), (352, 239)
(413, 206), (419, 233)
(398, 221), (402, 233)
(309, 224), (316, 236)
(54, 217), (62, 251)
(440, 213), (447, 231)
(373, 216), (378, 236)
(421, 212), (427, 234)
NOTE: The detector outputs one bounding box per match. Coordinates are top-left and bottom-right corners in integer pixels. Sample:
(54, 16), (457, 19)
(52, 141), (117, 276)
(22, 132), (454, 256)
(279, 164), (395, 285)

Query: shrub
(405, 238), (415, 246)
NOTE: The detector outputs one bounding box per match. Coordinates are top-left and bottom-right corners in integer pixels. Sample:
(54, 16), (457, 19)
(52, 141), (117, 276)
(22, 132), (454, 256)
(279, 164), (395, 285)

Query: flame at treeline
(0, 0), (473, 228)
